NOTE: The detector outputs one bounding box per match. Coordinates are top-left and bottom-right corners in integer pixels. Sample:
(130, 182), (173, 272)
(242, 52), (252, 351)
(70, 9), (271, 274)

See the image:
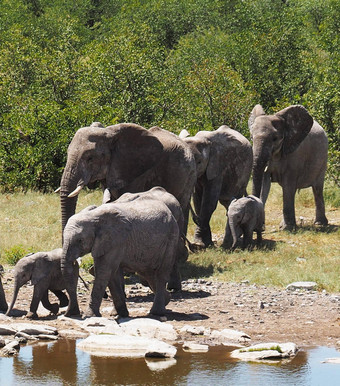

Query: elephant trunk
(6, 280), (20, 316)
(252, 141), (270, 198)
(60, 164), (82, 236)
(229, 219), (239, 249)
(61, 245), (80, 316)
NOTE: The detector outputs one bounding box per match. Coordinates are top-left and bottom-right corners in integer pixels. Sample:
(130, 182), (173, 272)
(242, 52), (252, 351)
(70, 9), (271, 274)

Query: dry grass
(0, 183), (339, 291)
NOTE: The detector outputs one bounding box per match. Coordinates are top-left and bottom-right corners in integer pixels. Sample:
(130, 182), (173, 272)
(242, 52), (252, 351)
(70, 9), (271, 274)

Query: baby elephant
(226, 195), (265, 250)
(6, 248), (79, 319)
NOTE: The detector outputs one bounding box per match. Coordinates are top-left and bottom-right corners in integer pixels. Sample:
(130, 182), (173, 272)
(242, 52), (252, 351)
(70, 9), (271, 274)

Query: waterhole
(0, 340), (339, 385)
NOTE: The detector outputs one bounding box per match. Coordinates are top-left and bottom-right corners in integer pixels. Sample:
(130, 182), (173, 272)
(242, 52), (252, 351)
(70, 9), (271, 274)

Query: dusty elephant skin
(61, 189), (180, 318)
(179, 126), (253, 248)
(114, 187), (188, 291)
(6, 249), (78, 319)
(59, 122), (196, 240)
(226, 195), (265, 250)
(249, 104), (328, 230)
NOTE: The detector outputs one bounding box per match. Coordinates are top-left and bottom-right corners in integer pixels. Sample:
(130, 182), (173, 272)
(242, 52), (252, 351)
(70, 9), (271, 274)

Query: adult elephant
(179, 126), (253, 248)
(59, 122), (196, 238)
(61, 189), (181, 317)
(249, 104), (328, 230)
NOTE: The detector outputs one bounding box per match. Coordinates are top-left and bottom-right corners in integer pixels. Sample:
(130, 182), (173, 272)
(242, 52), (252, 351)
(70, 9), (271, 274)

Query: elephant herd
(1, 104), (328, 319)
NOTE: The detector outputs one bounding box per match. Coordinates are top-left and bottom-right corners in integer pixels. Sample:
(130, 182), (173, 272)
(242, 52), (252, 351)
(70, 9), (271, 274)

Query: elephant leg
(167, 260), (182, 292)
(107, 268), (129, 318)
(0, 278), (8, 312)
(86, 263), (112, 317)
(242, 227), (253, 250)
(221, 220), (233, 249)
(281, 184), (297, 230)
(148, 275), (169, 316)
(51, 289), (69, 308)
(194, 180), (221, 247)
(256, 229), (262, 244)
(41, 291), (59, 315)
(27, 284), (48, 319)
(312, 180), (328, 225)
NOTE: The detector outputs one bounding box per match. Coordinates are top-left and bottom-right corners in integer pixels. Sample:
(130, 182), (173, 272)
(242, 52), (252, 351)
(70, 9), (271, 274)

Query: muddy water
(0, 340), (340, 385)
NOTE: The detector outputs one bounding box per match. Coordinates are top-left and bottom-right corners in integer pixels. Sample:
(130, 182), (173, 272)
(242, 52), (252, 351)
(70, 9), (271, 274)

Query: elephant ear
(106, 124), (164, 188)
(206, 142), (221, 180)
(31, 254), (51, 285)
(276, 105), (313, 155)
(248, 104), (266, 135)
(91, 211), (132, 259)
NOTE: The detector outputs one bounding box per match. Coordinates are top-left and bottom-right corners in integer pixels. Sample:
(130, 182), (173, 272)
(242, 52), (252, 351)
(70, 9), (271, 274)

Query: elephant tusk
(54, 187), (61, 193)
(264, 165), (268, 173)
(68, 185), (83, 198)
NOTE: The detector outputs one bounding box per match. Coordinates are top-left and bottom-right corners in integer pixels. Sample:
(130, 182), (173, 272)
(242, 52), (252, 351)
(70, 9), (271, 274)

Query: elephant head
(59, 122), (164, 233)
(249, 105), (313, 199)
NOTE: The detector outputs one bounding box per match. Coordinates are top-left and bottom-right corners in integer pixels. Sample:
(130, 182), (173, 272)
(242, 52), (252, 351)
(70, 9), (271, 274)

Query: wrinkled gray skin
(59, 122), (196, 240)
(6, 248), (78, 319)
(0, 266), (7, 312)
(225, 195), (265, 250)
(112, 187), (188, 291)
(250, 105), (328, 230)
(179, 126), (253, 248)
(61, 190), (180, 318)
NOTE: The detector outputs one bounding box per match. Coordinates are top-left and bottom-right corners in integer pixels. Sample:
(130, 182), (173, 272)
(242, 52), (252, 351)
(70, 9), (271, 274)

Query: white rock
(179, 325), (207, 336)
(58, 330), (89, 339)
(182, 342), (209, 352)
(11, 323), (57, 336)
(145, 340), (177, 358)
(145, 358), (177, 371)
(0, 324), (17, 335)
(81, 317), (122, 335)
(211, 328), (251, 343)
(286, 282), (318, 291)
(231, 342), (298, 361)
(77, 334), (177, 358)
(119, 318), (177, 341)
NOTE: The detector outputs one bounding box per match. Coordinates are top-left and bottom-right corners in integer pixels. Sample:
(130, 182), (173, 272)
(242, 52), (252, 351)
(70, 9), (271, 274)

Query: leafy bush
(1, 245), (31, 266)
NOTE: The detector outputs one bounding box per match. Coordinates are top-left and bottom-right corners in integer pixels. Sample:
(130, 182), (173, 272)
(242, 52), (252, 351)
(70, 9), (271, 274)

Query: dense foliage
(0, 0), (339, 191)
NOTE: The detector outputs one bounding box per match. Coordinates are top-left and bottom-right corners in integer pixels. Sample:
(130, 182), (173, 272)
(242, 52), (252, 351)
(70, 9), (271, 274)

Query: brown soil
(2, 270), (340, 348)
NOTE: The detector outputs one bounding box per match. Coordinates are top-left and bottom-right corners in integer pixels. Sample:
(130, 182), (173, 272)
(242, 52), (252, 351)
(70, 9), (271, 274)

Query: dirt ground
(2, 269), (340, 348)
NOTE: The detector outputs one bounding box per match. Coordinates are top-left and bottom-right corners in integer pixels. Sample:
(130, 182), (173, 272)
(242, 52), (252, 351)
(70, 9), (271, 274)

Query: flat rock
(11, 323), (57, 336)
(81, 317), (122, 335)
(118, 318), (177, 341)
(231, 342), (298, 361)
(58, 330), (89, 339)
(77, 334), (177, 358)
(179, 325), (208, 336)
(0, 325), (17, 335)
(182, 342), (209, 352)
(286, 282), (318, 291)
(211, 328), (251, 344)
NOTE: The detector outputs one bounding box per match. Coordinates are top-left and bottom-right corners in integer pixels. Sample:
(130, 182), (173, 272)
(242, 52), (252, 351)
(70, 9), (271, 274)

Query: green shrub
(2, 245), (31, 265)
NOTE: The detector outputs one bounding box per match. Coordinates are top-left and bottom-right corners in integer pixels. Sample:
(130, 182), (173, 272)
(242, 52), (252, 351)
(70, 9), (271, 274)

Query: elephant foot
(49, 303), (60, 315)
(26, 311), (38, 320)
(314, 217), (328, 226)
(279, 221), (296, 231)
(149, 306), (166, 317)
(115, 304), (129, 318)
(85, 307), (101, 318)
(64, 305), (81, 317)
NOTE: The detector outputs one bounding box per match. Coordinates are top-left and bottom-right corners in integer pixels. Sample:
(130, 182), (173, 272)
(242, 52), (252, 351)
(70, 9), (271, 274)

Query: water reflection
(0, 340), (339, 385)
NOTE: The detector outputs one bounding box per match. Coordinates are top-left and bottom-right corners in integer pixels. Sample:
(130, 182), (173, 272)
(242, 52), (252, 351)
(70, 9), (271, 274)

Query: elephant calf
(6, 248), (79, 319)
(225, 195), (265, 250)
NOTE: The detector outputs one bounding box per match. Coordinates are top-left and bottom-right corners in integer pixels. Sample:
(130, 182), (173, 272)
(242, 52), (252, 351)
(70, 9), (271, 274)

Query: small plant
(240, 345), (283, 353)
(2, 245), (30, 265)
(80, 255), (94, 271)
